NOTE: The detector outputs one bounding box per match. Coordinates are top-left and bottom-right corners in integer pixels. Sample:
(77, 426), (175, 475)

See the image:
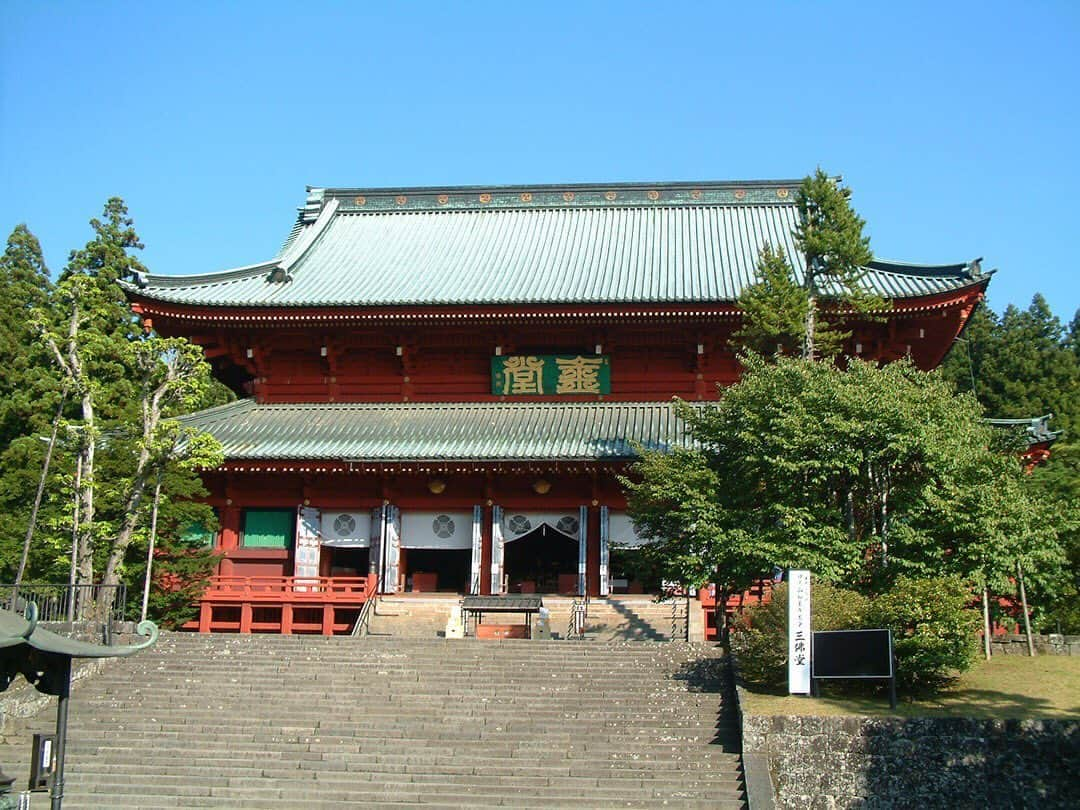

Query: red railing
(191, 574), (377, 635)
(203, 575), (373, 601)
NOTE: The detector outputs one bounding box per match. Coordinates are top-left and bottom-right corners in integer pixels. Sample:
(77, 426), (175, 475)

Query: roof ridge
(320, 179), (805, 196)
(256, 400), (679, 409)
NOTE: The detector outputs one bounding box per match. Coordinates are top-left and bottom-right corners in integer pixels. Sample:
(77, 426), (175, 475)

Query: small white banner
(788, 569), (811, 694)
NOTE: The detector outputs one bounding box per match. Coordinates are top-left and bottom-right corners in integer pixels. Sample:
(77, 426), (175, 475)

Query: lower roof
(180, 400), (693, 462)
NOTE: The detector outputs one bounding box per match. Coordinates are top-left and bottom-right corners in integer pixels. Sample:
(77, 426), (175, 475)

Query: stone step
(2, 633), (744, 808)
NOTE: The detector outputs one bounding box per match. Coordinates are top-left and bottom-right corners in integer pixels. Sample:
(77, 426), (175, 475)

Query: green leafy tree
(19, 199), (228, 620)
(624, 356), (1070, 617)
(1028, 443), (1080, 632)
(36, 199), (147, 591)
(940, 293), (1080, 630)
(96, 337), (225, 605)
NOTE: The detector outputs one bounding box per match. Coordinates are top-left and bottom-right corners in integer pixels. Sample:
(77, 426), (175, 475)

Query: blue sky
(2, 2), (1078, 320)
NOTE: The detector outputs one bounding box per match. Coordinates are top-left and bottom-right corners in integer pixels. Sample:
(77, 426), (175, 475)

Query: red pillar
(219, 506), (241, 577)
(281, 604), (294, 635)
(321, 604), (335, 635)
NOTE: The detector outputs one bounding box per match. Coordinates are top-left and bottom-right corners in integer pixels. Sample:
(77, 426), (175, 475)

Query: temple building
(123, 180), (990, 634)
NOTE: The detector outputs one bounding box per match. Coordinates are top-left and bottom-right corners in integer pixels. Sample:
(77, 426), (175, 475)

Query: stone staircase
(367, 594), (687, 641)
(582, 596), (688, 642)
(2, 634), (745, 809)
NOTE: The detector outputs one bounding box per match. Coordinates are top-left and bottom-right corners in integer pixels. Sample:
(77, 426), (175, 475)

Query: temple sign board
(492, 355), (611, 396)
(788, 569), (811, 695)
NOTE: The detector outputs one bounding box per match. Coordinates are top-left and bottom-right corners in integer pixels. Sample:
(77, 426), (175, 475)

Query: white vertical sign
(384, 506), (401, 593)
(294, 507), (322, 591)
(598, 506), (610, 596)
(577, 505), (588, 596)
(788, 569), (811, 695)
(470, 505), (483, 595)
(490, 506), (505, 594)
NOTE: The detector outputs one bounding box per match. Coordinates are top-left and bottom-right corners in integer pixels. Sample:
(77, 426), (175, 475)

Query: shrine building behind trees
(123, 180), (991, 634)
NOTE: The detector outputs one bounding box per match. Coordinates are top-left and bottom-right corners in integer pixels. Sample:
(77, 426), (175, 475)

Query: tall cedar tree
(31, 199), (227, 617)
(38, 199), (145, 591)
(794, 170), (876, 359)
(0, 225), (56, 444)
(940, 295), (1080, 435)
(735, 170), (881, 360)
(0, 225), (66, 581)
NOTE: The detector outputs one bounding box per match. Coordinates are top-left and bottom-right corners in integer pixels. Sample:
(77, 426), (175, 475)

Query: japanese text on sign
(491, 355), (611, 396)
(788, 569), (811, 694)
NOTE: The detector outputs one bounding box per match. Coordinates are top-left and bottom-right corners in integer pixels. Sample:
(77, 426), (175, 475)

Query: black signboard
(812, 629), (893, 678)
(811, 629), (896, 708)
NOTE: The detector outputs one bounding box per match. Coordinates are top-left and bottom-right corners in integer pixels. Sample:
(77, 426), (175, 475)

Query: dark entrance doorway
(328, 546), (369, 578)
(504, 524), (578, 594)
(404, 548), (471, 592)
(609, 547), (663, 594)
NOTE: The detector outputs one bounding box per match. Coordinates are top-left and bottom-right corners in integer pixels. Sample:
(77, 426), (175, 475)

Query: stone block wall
(741, 710), (1079, 809)
(989, 633), (1080, 656)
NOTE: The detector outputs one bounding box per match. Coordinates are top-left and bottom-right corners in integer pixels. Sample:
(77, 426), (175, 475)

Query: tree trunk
(140, 479), (163, 623)
(100, 471), (151, 596)
(803, 292), (817, 361)
(1017, 561), (1035, 657)
(75, 395), (95, 590)
(66, 454), (81, 623)
(98, 381), (164, 609)
(981, 587), (992, 660)
(14, 393), (66, 589)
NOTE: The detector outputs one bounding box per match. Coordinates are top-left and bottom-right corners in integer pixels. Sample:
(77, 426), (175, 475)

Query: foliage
(0, 225), (57, 446)
(940, 295), (1080, 436)
(734, 170), (884, 361)
(125, 466), (221, 628)
(731, 578), (979, 692)
(733, 245), (808, 357)
(865, 576), (980, 690)
(0, 202), (228, 625)
(730, 582), (869, 687)
(624, 354), (1071, 640)
(939, 293), (1080, 629)
(792, 169), (878, 360)
(1028, 442), (1080, 632)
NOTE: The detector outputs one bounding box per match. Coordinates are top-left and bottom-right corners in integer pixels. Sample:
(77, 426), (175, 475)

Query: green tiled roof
(124, 181), (988, 308)
(179, 399), (693, 461)
(987, 415), (1062, 446)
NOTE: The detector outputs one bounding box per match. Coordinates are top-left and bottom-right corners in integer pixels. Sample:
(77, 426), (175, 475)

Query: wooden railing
(202, 575), (372, 601)
(191, 574), (377, 635)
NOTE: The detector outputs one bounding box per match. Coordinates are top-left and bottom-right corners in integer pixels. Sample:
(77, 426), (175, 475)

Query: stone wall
(989, 633), (1080, 656)
(741, 709), (1079, 809)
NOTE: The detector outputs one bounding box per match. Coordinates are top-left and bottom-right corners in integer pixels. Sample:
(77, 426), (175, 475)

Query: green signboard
(491, 354), (611, 396)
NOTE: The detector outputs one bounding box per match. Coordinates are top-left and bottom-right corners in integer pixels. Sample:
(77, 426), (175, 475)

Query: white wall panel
(321, 510), (372, 547)
(401, 511), (473, 550)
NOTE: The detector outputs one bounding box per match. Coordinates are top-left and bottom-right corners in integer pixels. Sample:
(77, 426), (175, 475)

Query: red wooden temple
(123, 180), (991, 634)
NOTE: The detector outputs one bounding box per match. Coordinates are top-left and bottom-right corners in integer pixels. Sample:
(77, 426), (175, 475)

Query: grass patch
(739, 655), (1080, 719)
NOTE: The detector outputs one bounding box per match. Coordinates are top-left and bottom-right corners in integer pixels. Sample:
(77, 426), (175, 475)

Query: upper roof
(179, 399), (693, 461)
(123, 180), (989, 309)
